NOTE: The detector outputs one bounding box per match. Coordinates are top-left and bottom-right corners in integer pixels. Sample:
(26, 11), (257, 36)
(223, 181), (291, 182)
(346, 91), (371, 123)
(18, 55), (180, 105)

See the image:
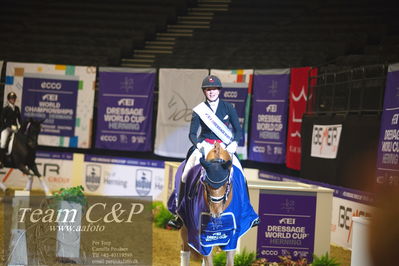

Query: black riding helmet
(7, 92), (17, 100)
(201, 75), (222, 90)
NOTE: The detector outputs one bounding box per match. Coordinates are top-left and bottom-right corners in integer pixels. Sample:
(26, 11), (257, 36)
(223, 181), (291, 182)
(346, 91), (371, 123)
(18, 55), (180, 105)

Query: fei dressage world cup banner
(249, 69), (290, 163)
(155, 69), (208, 158)
(376, 63), (399, 185)
(4, 62), (96, 148)
(210, 69), (253, 160)
(95, 67), (155, 151)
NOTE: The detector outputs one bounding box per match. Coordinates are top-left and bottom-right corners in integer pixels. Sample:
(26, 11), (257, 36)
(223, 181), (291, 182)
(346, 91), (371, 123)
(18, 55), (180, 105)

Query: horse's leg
(17, 163), (31, 176)
(38, 177), (51, 196)
(27, 153), (41, 177)
(29, 163), (41, 177)
(180, 226), (191, 266)
(202, 255), (213, 266)
(24, 176), (33, 191)
(225, 250), (235, 266)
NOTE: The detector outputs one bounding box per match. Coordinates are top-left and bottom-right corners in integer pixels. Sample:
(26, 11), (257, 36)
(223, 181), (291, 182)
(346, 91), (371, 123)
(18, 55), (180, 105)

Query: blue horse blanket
(168, 162), (259, 256)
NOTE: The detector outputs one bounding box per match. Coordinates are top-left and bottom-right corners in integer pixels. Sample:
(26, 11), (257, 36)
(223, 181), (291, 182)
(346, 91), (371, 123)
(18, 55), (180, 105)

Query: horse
(0, 118), (51, 195)
(170, 142), (259, 266)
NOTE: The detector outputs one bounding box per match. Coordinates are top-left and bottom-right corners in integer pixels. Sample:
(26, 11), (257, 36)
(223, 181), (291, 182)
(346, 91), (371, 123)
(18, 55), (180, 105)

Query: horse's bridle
(205, 180), (231, 204)
(202, 165), (232, 205)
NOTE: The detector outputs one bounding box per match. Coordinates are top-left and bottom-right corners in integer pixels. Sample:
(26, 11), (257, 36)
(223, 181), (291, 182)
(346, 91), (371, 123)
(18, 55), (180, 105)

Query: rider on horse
(168, 75), (244, 229)
(0, 92), (21, 168)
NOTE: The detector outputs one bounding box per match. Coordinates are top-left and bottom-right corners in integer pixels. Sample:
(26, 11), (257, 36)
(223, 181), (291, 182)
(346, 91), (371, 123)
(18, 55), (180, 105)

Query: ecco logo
(261, 250), (278, 256)
(253, 146), (265, 153)
(41, 82), (62, 90)
(223, 91), (237, 98)
(100, 135), (117, 142)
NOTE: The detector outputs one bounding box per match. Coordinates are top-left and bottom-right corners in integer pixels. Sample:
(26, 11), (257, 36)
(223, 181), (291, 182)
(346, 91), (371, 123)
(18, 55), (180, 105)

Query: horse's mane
(206, 142), (231, 162)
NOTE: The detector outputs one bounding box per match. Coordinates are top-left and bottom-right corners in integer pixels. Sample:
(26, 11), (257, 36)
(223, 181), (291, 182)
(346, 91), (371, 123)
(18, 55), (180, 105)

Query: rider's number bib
(200, 212), (236, 247)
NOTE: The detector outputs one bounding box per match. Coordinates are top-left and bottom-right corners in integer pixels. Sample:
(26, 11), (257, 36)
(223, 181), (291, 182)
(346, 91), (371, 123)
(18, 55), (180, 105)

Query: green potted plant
(312, 253), (340, 266)
(53, 185), (87, 207)
(52, 185), (87, 263)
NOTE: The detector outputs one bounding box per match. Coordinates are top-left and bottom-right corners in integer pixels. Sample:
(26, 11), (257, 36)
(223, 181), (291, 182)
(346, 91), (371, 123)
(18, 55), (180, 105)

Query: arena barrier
(237, 168), (333, 262)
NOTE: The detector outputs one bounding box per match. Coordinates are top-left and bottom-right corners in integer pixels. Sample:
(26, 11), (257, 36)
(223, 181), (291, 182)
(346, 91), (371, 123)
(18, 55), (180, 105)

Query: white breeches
(0, 128), (12, 149)
(181, 141), (243, 183)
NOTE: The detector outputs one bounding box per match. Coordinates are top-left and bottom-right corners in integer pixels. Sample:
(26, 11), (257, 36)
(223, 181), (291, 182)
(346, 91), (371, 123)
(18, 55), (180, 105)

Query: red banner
(286, 67), (318, 170)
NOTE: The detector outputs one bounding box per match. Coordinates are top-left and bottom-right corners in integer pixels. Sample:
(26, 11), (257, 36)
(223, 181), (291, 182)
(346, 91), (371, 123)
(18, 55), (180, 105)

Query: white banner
(193, 102), (233, 144)
(79, 154), (165, 201)
(210, 69), (253, 159)
(5, 62), (96, 148)
(1, 151), (74, 192)
(311, 124), (342, 159)
(330, 196), (374, 249)
(154, 68), (208, 158)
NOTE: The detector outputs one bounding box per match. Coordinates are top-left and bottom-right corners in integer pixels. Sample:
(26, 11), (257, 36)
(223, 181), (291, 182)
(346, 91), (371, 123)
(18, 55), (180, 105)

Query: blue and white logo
(135, 169), (152, 196)
(85, 164), (101, 192)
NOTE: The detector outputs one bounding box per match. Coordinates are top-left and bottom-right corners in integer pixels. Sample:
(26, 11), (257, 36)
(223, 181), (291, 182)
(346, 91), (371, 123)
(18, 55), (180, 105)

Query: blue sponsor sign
(257, 190), (317, 263)
(95, 68), (155, 151)
(249, 70), (290, 163)
(21, 76), (78, 137)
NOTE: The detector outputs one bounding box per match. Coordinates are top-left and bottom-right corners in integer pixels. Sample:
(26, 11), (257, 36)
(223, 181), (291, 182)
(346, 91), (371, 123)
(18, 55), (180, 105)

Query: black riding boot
(0, 148), (6, 168)
(167, 181), (185, 230)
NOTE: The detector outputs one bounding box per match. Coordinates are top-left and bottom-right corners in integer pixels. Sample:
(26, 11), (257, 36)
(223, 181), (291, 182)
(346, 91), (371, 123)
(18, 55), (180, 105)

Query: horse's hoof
(166, 216), (183, 230)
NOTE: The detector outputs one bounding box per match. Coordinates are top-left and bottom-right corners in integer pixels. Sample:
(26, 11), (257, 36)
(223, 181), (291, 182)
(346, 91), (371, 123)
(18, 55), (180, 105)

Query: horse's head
(20, 118), (44, 149)
(200, 142), (233, 218)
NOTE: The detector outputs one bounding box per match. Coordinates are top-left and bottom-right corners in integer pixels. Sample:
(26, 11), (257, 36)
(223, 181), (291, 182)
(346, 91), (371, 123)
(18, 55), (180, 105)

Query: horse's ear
(200, 157), (211, 169)
(223, 160), (232, 169)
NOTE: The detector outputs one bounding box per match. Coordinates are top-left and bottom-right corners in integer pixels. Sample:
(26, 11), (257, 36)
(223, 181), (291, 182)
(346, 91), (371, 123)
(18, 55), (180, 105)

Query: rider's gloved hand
(196, 142), (205, 155)
(11, 125), (18, 132)
(226, 141), (238, 154)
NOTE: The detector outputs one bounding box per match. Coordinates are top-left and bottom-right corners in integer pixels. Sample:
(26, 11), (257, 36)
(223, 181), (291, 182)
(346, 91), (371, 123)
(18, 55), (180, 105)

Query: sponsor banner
(4, 196), (152, 265)
(249, 69), (290, 163)
(21, 74), (78, 137)
(286, 67), (318, 170)
(81, 154), (164, 200)
(331, 197), (373, 249)
(311, 124), (342, 159)
(0, 151), (74, 191)
(259, 170), (375, 250)
(219, 84), (249, 154)
(96, 68), (155, 151)
(376, 63), (399, 185)
(210, 69), (254, 160)
(257, 190), (317, 262)
(155, 68), (208, 158)
(5, 62), (96, 148)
